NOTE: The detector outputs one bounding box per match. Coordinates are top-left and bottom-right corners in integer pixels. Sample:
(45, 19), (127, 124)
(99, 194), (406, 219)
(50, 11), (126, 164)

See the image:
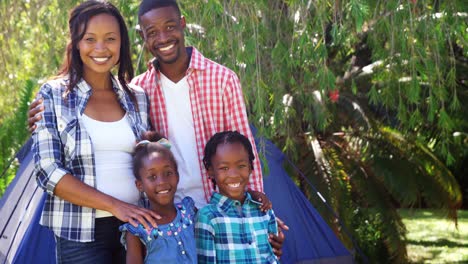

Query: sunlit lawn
(400, 209), (468, 263)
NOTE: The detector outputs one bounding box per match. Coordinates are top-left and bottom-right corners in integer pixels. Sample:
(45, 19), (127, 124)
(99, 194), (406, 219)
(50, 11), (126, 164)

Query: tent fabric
(258, 135), (353, 263)
(0, 139), (55, 264)
(11, 194), (56, 264)
(1, 135), (352, 263)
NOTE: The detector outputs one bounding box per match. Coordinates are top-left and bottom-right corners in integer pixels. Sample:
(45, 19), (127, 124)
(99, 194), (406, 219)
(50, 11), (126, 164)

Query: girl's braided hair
(132, 131), (178, 180)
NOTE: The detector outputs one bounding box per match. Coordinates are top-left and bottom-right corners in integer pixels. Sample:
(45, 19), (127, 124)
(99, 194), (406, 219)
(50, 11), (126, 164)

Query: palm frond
(325, 135), (408, 262)
(377, 127), (462, 221)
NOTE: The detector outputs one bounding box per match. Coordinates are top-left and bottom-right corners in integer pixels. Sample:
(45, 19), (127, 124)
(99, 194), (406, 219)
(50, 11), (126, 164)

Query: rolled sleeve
(33, 85), (70, 195)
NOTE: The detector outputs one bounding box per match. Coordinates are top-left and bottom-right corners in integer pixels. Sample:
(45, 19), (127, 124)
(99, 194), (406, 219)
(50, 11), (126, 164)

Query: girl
(196, 131), (279, 263)
(120, 134), (197, 264)
(32, 1), (159, 263)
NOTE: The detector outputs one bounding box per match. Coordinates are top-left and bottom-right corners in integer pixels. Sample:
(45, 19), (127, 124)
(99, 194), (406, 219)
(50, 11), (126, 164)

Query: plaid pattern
(195, 192), (278, 264)
(131, 47), (263, 203)
(33, 77), (150, 242)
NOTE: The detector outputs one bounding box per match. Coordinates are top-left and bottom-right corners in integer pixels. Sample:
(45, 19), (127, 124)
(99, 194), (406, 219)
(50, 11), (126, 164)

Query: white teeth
(93, 57), (109, 62)
(157, 190), (169, 194)
(228, 183), (240, 188)
(159, 44), (174, 51)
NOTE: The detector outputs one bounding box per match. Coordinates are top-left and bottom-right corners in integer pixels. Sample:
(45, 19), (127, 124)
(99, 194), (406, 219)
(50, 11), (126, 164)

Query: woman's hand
(110, 200), (162, 231)
(53, 174), (161, 231)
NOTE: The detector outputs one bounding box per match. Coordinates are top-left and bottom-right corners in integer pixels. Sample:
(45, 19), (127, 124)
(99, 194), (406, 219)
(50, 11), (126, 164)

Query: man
(133, 0), (263, 209)
(29, 0), (286, 256)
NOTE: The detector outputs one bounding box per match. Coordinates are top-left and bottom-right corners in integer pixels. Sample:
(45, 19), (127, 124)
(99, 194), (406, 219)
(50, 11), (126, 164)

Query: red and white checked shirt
(131, 47), (263, 203)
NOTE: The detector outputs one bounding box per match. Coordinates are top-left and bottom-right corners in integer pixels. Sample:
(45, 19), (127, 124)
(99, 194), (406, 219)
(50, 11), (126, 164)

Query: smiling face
(139, 6), (186, 65)
(136, 152), (179, 209)
(78, 13), (121, 79)
(208, 142), (252, 203)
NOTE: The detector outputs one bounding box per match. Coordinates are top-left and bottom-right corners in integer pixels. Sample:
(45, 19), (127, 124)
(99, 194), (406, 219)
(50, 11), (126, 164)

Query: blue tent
(0, 139), (55, 264)
(257, 136), (353, 263)
(0, 136), (353, 263)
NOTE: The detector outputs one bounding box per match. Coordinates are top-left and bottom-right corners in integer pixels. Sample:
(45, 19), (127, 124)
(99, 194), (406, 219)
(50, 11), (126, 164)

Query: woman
(32, 1), (159, 263)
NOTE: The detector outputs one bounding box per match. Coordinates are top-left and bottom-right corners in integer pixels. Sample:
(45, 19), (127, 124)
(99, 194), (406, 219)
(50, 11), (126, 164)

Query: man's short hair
(138, 0), (181, 21)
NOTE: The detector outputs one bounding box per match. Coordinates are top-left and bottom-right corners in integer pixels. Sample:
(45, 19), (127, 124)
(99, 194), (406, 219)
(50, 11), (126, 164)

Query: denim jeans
(55, 217), (125, 264)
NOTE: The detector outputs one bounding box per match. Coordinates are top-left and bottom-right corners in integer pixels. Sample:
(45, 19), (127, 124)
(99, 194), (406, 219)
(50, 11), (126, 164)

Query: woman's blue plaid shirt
(33, 77), (150, 242)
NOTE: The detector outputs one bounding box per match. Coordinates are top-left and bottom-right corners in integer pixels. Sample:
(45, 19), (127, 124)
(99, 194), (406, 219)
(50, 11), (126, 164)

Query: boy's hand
(28, 97), (44, 132)
(269, 217), (289, 259)
(248, 189), (272, 212)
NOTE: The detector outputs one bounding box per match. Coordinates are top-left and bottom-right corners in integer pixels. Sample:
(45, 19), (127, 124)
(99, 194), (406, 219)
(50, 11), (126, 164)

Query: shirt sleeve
(119, 222), (150, 249)
(182, 196), (197, 220)
(32, 83), (70, 195)
(267, 209), (278, 236)
(223, 73), (263, 192)
(195, 208), (217, 264)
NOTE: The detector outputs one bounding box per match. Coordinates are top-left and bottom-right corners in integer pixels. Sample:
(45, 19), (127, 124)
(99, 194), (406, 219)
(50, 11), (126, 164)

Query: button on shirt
(195, 192), (279, 263)
(120, 197), (197, 264)
(33, 77), (150, 242)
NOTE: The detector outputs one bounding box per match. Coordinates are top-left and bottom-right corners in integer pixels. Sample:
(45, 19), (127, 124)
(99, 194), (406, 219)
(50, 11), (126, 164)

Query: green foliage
(0, 80), (35, 195)
(352, 208), (392, 263)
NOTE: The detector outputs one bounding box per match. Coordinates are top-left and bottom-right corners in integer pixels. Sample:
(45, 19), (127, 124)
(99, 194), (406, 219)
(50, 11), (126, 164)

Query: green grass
(400, 209), (468, 264)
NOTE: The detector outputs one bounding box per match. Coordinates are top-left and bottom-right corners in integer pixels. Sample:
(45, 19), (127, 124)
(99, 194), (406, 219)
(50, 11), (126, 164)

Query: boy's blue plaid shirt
(195, 192), (279, 263)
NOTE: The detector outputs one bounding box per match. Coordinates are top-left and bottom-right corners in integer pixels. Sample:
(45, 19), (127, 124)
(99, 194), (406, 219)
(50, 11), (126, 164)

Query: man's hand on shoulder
(28, 97), (44, 133)
(270, 217), (289, 259)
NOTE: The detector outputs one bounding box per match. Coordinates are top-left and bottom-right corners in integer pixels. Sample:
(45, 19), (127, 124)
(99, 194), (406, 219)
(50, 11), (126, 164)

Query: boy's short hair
(138, 0), (181, 21)
(203, 131), (255, 171)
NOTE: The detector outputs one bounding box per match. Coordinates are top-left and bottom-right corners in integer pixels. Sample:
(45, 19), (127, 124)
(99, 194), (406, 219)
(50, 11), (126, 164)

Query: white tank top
(81, 114), (139, 218)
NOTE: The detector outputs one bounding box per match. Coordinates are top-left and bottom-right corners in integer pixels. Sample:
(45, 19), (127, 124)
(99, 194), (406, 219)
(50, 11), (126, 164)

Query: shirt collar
(147, 46), (207, 73)
(75, 76), (122, 95)
(75, 76), (129, 111)
(210, 192), (255, 210)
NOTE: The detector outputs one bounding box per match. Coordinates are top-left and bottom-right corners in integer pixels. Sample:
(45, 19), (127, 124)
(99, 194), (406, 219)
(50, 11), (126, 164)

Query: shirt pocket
(57, 114), (77, 162)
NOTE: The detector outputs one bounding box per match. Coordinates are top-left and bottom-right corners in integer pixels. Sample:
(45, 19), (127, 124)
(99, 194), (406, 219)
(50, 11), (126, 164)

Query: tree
(174, 0), (465, 261)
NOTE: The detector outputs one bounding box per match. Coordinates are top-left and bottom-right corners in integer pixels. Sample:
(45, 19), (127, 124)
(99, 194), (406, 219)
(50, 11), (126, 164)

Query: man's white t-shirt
(160, 73), (206, 208)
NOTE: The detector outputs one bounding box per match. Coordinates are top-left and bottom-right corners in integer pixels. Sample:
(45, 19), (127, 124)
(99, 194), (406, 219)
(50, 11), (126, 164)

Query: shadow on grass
(400, 210), (452, 220)
(407, 238), (468, 248)
(408, 244), (468, 264)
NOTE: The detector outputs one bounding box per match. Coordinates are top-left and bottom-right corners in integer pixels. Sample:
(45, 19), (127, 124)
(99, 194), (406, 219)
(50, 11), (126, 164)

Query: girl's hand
(248, 189), (272, 212)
